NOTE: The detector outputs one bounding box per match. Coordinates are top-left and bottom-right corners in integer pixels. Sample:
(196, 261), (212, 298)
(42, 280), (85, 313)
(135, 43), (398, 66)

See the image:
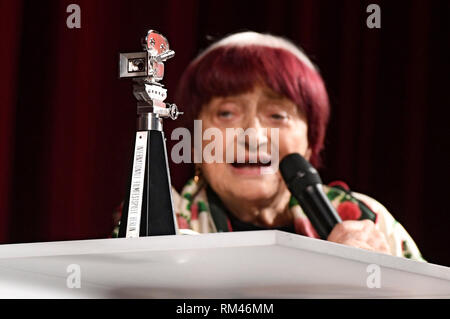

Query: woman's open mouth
(229, 159), (272, 176)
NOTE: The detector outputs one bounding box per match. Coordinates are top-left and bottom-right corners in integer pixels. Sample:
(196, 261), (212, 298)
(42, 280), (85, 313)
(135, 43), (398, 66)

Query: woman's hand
(327, 220), (390, 254)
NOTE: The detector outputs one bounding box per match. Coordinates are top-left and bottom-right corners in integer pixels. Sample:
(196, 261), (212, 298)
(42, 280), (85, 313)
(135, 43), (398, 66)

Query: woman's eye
(270, 113), (287, 120)
(218, 111), (233, 119)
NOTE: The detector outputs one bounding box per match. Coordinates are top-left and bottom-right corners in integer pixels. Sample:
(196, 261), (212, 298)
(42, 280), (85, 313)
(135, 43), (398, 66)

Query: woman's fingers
(327, 220), (390, 254)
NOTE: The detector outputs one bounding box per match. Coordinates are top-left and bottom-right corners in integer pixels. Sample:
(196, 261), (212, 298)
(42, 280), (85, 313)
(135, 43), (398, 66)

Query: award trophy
(118, 30), (182, 238)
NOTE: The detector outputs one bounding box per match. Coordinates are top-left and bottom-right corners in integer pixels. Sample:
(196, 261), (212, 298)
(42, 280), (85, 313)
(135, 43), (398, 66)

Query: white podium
(0, 230), (448, 298)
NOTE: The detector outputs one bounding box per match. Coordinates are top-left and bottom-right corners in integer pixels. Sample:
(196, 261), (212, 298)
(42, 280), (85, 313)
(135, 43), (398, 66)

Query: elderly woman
(114, 31), (423, 261)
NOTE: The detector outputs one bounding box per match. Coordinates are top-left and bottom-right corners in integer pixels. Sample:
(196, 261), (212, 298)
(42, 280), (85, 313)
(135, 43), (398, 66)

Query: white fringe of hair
(195, 31), (317, 71)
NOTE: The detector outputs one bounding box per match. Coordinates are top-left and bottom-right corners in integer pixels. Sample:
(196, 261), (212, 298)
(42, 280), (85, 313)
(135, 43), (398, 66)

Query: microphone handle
(293, 184), (342, 240)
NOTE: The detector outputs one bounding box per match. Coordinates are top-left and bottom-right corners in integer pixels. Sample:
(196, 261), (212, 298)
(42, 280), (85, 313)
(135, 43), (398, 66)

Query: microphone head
(279, 153), (322, 186)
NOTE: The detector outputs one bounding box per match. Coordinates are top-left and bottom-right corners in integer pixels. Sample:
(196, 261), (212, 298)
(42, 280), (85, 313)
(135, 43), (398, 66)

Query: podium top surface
(0, 230), (448, 298)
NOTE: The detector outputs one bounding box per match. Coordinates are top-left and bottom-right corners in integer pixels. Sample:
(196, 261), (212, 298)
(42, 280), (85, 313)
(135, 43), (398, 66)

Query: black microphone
(279, 153), (342, 239)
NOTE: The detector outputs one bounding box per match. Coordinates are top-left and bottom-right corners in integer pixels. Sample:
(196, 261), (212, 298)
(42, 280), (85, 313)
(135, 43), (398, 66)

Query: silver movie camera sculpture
(118, 30), (181, 238)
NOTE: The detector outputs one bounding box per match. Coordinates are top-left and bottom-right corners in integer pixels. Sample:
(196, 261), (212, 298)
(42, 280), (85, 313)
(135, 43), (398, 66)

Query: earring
(194, 165), (201, 183)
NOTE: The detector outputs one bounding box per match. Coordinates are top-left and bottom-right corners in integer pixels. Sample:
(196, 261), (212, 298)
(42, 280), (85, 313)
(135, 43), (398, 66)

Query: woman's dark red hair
(175, 40), (330, 167)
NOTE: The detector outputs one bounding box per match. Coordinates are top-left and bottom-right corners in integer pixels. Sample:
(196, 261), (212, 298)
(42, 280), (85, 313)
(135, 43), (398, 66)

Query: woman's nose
(243, 115), (263, 131)
(239, 117), (269, 151)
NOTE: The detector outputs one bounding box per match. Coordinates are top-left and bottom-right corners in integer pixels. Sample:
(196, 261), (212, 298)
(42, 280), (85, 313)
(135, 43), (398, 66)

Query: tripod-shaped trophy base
(118, 130), (177, 238)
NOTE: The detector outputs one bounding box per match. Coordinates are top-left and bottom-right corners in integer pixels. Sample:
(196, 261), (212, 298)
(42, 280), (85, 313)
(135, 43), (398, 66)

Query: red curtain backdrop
(0, 0), (449, 266)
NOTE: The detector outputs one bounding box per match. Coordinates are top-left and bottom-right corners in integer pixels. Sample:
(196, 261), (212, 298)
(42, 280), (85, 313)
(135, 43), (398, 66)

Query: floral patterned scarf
(176, 178), (377, 237)
(113, 178), (424, 261)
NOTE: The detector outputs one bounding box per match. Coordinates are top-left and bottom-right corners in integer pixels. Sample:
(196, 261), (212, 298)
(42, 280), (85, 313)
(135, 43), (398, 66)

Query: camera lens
(128, 58), (146, 73)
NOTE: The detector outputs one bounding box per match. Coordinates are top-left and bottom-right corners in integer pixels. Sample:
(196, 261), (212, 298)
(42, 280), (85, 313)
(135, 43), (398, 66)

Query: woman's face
(198, 84), (311, 206)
